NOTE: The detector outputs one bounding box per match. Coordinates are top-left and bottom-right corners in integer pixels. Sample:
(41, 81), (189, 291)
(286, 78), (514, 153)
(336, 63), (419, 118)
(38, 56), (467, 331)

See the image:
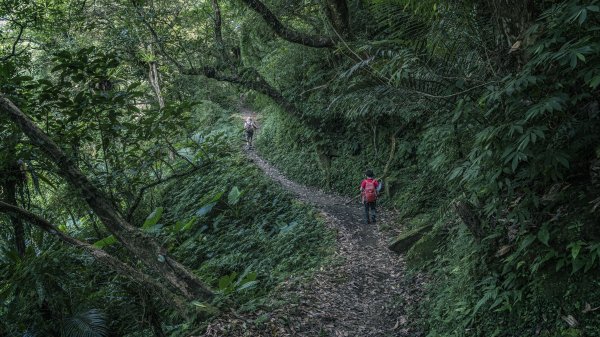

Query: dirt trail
(201, 110), (420, 337)
(245, 150), (415, 336)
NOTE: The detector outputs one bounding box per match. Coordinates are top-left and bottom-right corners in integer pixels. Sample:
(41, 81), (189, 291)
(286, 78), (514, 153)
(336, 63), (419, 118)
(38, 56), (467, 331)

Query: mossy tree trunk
(0, 95), (213, 302)
(0, 137), (26, 257)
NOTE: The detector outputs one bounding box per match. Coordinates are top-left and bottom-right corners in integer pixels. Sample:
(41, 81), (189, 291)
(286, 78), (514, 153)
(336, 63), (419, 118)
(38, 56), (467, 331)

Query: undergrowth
(155, 103), (335, 334)
(250, 1), (600, 334)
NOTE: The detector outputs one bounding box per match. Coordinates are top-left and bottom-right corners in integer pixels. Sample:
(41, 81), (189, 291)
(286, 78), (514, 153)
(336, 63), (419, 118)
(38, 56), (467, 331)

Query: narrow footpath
(201, 142), (421, 336)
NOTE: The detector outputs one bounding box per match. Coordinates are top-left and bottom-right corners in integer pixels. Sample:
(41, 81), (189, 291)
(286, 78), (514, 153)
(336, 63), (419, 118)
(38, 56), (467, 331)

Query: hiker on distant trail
(244, 117), (258, 149)
(360, 169), (379, 224)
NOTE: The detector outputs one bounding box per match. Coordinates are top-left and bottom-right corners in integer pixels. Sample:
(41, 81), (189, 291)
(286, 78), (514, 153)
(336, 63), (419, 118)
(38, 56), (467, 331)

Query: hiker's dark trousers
(364, 201), (376, 224)
(245, 130), (254, 145)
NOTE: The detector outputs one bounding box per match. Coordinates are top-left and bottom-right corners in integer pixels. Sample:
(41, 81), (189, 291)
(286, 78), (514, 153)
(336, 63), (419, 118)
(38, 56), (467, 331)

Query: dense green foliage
(2, 0), (600, 336)
(0, 87), (333, 335)
(0, 3), (334, 334)
(249, 1), (600, 336)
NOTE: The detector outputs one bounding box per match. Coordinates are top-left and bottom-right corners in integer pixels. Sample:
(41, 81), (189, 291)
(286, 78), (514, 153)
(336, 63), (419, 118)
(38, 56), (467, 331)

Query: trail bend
(202, 113), (420, 336)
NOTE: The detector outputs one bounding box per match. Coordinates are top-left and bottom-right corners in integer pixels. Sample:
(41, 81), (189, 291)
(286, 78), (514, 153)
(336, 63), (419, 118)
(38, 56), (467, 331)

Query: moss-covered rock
(405, 228), (445, 269)
(388, 223), (433, 253)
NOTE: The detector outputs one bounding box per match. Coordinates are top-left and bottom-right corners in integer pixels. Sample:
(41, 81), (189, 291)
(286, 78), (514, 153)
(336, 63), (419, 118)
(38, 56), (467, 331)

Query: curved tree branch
(240, 0), (336, 48)
(0, 94), (214, 301)
(181, 66), (299, 115)
(126, 165), (202, 222)
(0, 200), (187, 312)
(131, 1), (299, 114)
(0, 22), (26, 62)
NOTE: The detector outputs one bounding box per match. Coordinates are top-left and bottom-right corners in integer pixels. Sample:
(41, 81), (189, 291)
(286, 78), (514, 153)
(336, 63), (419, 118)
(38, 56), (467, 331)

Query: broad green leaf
(537, 227), (550, 246)
(127, 82), (141, 91)
(556, 259), (565, 272)
(196, 202), (216, 217)
(572, 257), (585, 274)
(236, 280), (258, 292)
(228, 186), (242, 206)
(93, 235), (117, 248)
(280, 221), (299, 234)
(556, 155), (570, 168)
(511, 154), (520, 172)
(218, 272), (237, 291)
(191, 301), (207, 308)
(142, 207), (163, 230)
(237, 271), (257, 285)
(473, 292), (492, 316)
(180, 218), (196, 231)
(210, 191), (224, 202)
(518, 235), (536, 252)
(35, 172), (57, 190)
(571, 243), (582, 259)
(448, 167), (464, 180)
(589, 75), (600, 89)
(578, 9), (587, 24)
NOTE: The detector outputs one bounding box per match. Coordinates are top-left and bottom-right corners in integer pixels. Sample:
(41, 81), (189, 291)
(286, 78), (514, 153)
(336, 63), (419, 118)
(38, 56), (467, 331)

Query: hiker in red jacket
(360, 169), (379, 224)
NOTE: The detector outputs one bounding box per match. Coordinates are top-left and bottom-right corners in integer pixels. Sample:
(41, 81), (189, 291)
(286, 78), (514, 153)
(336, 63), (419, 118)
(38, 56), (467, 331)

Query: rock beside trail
(388, 224), (433, 253)
(199, 140), (423, 337)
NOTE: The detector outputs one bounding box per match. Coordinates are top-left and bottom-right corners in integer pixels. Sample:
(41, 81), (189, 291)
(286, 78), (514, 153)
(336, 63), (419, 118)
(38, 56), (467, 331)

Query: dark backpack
(364, 180), (377, 203)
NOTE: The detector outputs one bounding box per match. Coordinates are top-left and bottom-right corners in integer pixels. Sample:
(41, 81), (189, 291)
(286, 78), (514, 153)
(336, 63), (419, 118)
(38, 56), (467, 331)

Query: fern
(62, 309), (108, 337)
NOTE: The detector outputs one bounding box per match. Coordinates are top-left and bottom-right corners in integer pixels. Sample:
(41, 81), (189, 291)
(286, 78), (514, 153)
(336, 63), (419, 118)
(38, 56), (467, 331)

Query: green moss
(405, 228), (445, 269)
(388, 223), (433, 253)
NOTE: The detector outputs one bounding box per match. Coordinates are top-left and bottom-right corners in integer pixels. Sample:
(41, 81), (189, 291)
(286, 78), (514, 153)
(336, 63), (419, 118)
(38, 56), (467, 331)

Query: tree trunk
(1, 152), (26, 257)
(147, 300), (167, 337)
(148, 61), (165, 109)
(4, 176), (26, 257)
(454, 200), (483, 241)
(324, 0), (349, 36)
(0, 95), (213, 301)
(380, 129), (400, 198)
(0, 200), (188, 312)
(211, 0), (228, 64)
(315, 143), (335, 189)
(381, 133), (397, 181)
(478, 0), (537, 48)
(132, 3), (300, 116)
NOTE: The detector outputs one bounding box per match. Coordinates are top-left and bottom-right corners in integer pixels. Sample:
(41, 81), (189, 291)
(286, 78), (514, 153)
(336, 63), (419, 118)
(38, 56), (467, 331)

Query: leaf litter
(197, 130), (424, 337)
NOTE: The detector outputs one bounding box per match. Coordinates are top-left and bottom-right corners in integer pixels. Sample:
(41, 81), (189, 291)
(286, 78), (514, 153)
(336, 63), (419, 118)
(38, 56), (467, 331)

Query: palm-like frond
(62, 309), (108, 337)
(326, 0), (501, 119)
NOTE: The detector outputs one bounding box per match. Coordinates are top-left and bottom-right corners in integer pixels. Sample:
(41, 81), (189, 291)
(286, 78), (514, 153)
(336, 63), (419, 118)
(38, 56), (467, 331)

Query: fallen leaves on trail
(196, 147), (425, 337)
